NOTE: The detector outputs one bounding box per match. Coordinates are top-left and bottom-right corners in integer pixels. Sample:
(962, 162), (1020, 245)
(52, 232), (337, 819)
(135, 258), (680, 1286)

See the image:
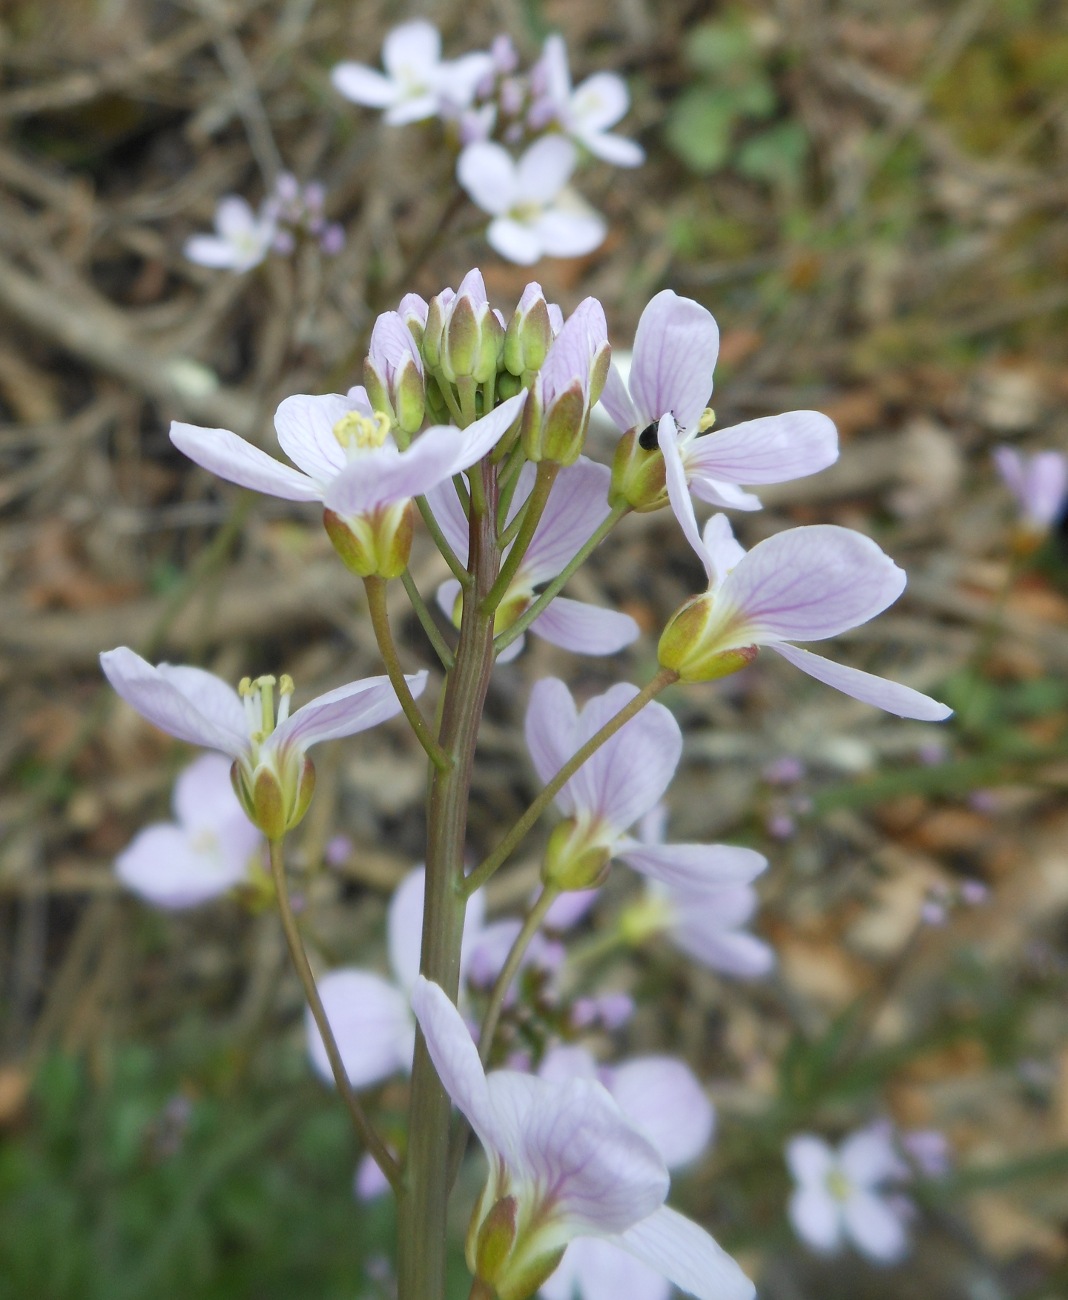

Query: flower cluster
(332, 22), (643, 264)
(184, 172), (343, 273)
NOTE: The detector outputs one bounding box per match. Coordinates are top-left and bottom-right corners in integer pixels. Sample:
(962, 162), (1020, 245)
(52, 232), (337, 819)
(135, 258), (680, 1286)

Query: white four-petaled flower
(184, 196), (276, 273)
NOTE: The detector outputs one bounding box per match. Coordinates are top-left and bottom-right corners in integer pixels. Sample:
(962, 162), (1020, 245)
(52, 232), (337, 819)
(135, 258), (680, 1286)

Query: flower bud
(504, 283), (553, 379)
(231, 752), (316, 840)
(422, 288), (454, 372)
(608, 426), (668, 511)
(657, 593), (759, 683)
(365, 312), (426, 436)
(323, 501), (415, 579)
(541, 818), (612, 892)
(473, 1196), (517, 1288)
(521, 297), (607, 466)
(441, 269), (505, 385)
(397, 292), (429, 346)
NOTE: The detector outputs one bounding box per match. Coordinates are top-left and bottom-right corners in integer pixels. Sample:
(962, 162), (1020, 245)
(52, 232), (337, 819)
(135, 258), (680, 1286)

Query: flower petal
(839, 1123), (906, 1187)
(769, 644), (953, 720)
(170, 422), (322, 502)
(116, 823), (249, 909)
(563, 685), (680, 832)
(307, 969), (414, 1088)
(617, 842), (766, 891)
(425, 482), (472, 566)
(715, 525), (908, 644)
(486, 216), (543, 265)
(583, 131), (646, 167)
(542, 1237), (669, 1300)
(525, 677), (579, 798)
(457, 142), (516, 216)
(382, 19), (441, 79)
(671, 923), (775, 979)
(171, 752), (249, 832)
(630, 291), (719, 432)
(331, 63), (399, 108)
(613, 1205), (756, 1300)
(522, 457), (612, 581)
(571, 73), (630, 133)
(609, 1057), (715, 1169)
(685, 411), (838, 486)
(600, 363), (639, 433)
(273, 671), (424, 751)
(516, 136), (577, 204)
(101, 648), (248, 755)
(529, 597), (639, 656)
(387, 867), (427, 993)
(842, 1191), (910, 1263)
(659, 415), (711, 577)
(786, 1135), (836, 1186)
(788, 1185), (842, 1254)
(533, 206), (606, 260)
(273, 394), (353, 482)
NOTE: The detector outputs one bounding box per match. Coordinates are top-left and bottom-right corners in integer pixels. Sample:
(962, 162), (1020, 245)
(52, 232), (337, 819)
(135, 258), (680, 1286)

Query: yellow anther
(698, 407), (716, 433)
(254, 674), (277, 689)
(332, 409), (391, 450)
(239, 676), (253, 697)
(279, 674), (295, 697)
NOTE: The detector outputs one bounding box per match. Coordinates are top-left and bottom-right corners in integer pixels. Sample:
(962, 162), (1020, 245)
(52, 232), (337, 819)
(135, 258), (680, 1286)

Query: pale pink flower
(332, 20), (491, 125)
(992, 446), (1068, 534)
(183, 196), (276, 273)
(525, 678), (768, 893)
(786, 1126), (913, 1263)
(115, 754), (262, 908)
(412, 977), (755, 1300)
(169, 385), (525, 519)
(537, 34), (644, 167)
(661, 512), (953, 721)
(602, 290), (838, 514)
(431, 458), (638, 660)
(457, 137), (606, 265)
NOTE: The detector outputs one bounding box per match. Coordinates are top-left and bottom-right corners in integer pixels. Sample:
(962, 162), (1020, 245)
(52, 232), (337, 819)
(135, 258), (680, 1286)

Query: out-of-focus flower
(332, 20), (491, 125)
(526, 677), (767, 897)
(458, 137), (606, 265)
(992, 446), (1068, 535)
(307, 867), (487, 1089)
(100, 647), (421, 838)
(786, 1126), (912, 1264)
(116, 754), (262, 908)
(536, 34), (644, 167)
(657, 513), (954, 722)
(264, 172), (345, 255)
(412, 977), (755, 1300)
(432, 458), (638, 660)
(605, 291), (837, 517)
(184, 196), (276, 272)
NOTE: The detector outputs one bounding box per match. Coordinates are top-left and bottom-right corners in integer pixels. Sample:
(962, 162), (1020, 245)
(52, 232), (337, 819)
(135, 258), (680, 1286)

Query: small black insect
(638, 421), (660, 451)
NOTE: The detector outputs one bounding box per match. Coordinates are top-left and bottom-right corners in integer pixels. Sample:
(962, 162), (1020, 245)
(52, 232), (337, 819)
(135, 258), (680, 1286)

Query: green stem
(415, 493), (469, 586)
(464, 668), (679, 896)
(268, 839), (400, 1190)
(364, 577), (451, 771)
(401, 568), (454, 670)
(493, 504), (627, 654)
(481, 461), (558, 613)
(478, 886), (559, 1066)
(397, 459), (502, 1300)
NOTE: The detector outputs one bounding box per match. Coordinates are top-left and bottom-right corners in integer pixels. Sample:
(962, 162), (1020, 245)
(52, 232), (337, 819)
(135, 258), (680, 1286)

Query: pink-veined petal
(671, 924), (775, 979)
(101, 648), (248, 755)
(617, 842), (766, 890)
(331, 63), (399, 108)
(170, 422), (322, 502)
(613, 1205), (756, 1300)
(563, 685), (680, 832)
(609, 1057), (715, 1169)
(769, 644), (952, 720)
(458, 142), (516, 216)
(273, 394), (354, 482)
(843, 1191), (910, 1263)
(435, 577), (463, 627)
(689, 477), (764, 511)
(307, 969), (414, 1088)
(685, 411), (838, 486)
(789, 1185), (842, 1254)
(522, 457), (612, 581)
(630, 291), (719, 432)
(541, 1236), (669, 1300)
(322, 438), (456, 516)
(273, 671), (423, 752)
(700, 514), (747, 590)
(659, 415), (710, 577)
(448, 391), (527, 470)
(714, 525), (908, 644)
(424, 481), (471, 566)
(525, 677), (580, 798)
(600, 363), (639, 432)
(529, 597), (639, 656)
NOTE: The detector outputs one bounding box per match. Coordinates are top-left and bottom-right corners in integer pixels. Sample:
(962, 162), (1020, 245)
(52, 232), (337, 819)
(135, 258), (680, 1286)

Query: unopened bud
(474, 1196), (518, 1287)
(658, 594), (759, 683)
(504, 284), (553, 378)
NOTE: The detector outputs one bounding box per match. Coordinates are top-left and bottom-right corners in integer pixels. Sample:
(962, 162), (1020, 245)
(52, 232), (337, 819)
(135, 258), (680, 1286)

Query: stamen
(277, 673), (295, 725)
(698, 407), (716, 433)
(255, 674), (277, 735)
(332, 409), (391, 451)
